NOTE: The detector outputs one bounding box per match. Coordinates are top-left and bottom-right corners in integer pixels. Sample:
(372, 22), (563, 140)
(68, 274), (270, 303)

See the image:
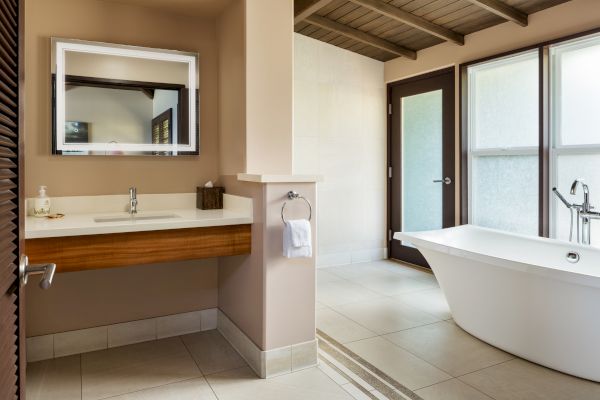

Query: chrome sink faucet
(129, 187), (138, 215)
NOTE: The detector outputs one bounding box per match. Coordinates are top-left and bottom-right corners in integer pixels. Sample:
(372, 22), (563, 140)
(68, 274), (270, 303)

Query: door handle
(19, 255), (56, 289)
(433, 177), (452, 185)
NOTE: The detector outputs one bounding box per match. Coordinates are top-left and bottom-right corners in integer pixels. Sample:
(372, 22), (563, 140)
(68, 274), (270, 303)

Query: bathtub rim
(394, 225), (600, 289)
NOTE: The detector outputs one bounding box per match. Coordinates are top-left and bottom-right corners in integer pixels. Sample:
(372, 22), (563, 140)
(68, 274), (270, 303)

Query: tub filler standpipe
(553, 179), (600, 245)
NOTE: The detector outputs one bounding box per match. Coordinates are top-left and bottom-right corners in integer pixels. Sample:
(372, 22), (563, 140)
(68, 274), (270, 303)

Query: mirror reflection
(52, 39), (199, 156)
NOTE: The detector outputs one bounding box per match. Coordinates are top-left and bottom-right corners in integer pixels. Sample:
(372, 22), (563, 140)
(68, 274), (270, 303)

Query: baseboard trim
(217, 310), (318, 378)
(26, 308), (218, 363)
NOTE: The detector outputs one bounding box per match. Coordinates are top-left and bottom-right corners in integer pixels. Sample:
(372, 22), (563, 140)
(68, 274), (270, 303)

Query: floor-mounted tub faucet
(129, 187), (138, 215)
(555, 179), (600, 245)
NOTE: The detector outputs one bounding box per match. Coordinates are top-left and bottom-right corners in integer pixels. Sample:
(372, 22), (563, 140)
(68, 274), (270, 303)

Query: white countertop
(25, 193), (253, 239)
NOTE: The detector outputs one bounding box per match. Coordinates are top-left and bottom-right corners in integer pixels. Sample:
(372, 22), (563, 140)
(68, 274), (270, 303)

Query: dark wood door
(388, 68), (455, 267)
(0, 0), (24, 398)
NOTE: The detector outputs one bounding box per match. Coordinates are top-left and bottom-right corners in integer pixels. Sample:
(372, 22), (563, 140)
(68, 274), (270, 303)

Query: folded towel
(283, 219), (312, 258)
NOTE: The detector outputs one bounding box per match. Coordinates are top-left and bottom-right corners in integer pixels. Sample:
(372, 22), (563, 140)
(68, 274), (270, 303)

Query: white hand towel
(283, 219), (312, 258)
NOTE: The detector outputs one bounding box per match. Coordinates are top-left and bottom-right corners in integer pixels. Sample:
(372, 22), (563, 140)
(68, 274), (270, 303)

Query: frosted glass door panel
(401, 90), (443, 234)
(471, 155), (538, 235)
(552, 35), (600, 146)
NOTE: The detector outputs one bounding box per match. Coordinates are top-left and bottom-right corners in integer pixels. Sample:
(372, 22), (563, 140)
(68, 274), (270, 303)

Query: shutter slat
(0, 103), (17, 119)
(0, 32), (16, 60)
(0, 66), (16, 87)
(0, 5), (16, 37)
(0, 79), (16, 100)
(0, 89), (16, 108)
(0, 135), (16, 148)
(0, 114), (16, 128)
(0, 147), (17, 159)
(0, 0), (16, 26)
(0, 158), (16, 169)
(0, 124), (16, 139)
(0, 53), (16, 80)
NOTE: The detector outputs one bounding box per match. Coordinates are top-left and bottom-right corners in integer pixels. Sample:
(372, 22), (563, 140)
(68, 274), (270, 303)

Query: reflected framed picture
(65, 121), (89, 143)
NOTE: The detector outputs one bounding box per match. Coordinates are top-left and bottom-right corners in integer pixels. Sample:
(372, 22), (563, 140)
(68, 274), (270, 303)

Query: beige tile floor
(27, 260), (600, 400)
(317, 260), (600, 400)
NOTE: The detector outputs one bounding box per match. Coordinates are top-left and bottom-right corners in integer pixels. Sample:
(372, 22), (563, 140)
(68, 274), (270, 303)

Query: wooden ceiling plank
(467, 0), (528, 26)
(306, 14), (417, 59)
(295, 0), (337, 23)
(349, 0), (464, 44)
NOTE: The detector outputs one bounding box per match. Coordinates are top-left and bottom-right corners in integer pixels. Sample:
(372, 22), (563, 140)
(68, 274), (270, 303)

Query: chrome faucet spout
(129, 187), (138, 214)
(570, 178), (590, 212)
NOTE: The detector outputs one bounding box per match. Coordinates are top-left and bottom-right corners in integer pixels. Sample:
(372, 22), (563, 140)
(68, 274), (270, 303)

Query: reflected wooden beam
(349, 0), (464, 45)
(306, 15), (417, 60)
(295, 0), (335, 24)
(467, 0), (528, 27)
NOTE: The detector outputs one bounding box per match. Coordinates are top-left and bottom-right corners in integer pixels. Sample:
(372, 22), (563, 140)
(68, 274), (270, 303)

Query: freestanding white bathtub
(394, 225), (600, 382)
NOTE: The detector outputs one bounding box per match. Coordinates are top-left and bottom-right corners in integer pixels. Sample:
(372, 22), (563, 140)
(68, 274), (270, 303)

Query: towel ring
(281, 191), (312, 223)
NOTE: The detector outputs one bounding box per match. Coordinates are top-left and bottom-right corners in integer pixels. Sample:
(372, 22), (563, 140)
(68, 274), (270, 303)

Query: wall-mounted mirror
(51, 38), (199, 156)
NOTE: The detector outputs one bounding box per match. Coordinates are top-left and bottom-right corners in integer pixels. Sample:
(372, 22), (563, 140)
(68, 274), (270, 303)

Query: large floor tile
(384, 321), (513, 376)
(81, 337), (201, 400)
(107, 378), (217, 400)
(460, 358), (600, 400)
(332, 297), (440, 335)
(26, 355), (81, 400)
(317, 280), (382, 307)
(317, 308), (377, 343)
(181, 330), (247, 375)
(392, 288), (452, 320)
(345, 337), (451, 390)
(317, 269), (345, 284)
(416, 379), (493, 400)
(348, 273), (438, 296)
(325, 262), (401, 280)
(206, 366), (354, 400)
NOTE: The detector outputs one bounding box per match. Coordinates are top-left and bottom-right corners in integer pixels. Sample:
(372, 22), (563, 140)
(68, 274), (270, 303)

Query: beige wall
(27, 259), (218, 336)
(294, 34), (387, 267)
(218, 176), (265, 347)
(384, 0), (600, 223)
(25, 0), (219, 197)
(244, 0), (294, 175)
(218, 176), (317, 350)
(217, 0), (246, 176)
(25, 0), (220, 337)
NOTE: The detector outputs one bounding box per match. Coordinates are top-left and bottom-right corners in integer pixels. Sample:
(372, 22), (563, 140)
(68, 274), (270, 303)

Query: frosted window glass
(472, 155), (538, 235)
(469, 52), (539, 149)
(554, 154), (600, 246)
(402, 90), (442, 233)
(552, 36), (600, 146)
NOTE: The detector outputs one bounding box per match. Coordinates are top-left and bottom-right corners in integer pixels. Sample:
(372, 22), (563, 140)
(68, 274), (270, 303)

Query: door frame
(387, 67), (455, 267)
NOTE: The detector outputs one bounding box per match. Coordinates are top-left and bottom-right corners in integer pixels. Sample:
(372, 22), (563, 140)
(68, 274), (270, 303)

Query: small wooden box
(197, 187), (225, 210)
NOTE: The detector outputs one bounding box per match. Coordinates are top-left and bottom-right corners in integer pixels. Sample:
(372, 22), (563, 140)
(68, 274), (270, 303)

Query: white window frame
(548, 33), (600, 239)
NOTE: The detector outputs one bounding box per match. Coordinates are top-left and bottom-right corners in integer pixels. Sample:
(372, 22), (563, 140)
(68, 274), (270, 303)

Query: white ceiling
(104, 0), (234, 19)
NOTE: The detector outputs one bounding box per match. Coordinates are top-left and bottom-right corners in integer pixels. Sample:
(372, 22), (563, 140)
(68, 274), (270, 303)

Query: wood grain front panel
(25, 225), (251, 273)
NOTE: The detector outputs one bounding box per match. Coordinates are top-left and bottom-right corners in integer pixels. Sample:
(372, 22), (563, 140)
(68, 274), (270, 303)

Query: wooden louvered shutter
(0, 0), (24, 399)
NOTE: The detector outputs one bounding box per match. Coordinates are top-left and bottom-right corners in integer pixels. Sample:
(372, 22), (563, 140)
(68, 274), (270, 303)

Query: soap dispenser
(33, 185), (51, 217)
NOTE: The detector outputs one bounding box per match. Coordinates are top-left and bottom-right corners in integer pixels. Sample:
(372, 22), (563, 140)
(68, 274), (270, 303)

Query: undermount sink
(94, 213), (180, 223)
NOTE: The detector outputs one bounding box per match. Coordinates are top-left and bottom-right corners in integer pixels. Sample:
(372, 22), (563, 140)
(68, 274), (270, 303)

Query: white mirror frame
(52, 38), (199, 155)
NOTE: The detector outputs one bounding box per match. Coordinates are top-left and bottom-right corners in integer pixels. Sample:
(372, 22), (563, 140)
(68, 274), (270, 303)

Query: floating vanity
(25, 193), (252, 273)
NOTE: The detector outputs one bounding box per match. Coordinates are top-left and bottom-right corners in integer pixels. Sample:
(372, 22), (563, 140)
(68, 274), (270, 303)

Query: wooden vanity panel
(25, 224), (251, 273)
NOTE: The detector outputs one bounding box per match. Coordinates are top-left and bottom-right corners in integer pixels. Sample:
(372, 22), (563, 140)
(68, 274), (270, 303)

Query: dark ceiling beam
(467, 0), (528, 27)
(306, 15), (417, 59)
(294, 0), (335, 24)
(348, 0), (464, 45)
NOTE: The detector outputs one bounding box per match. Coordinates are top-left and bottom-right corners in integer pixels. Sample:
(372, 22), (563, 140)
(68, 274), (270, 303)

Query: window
(551, 34), (600, 245)
(462, 30), (600, 244)
(466, 51), (539, 235)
